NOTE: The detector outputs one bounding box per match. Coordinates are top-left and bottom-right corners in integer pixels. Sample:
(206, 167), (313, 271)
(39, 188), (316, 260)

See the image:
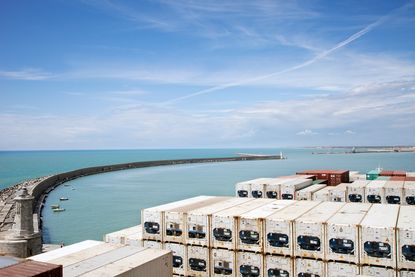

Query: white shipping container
(142, 240), (162, 249)
(250, 178), (269, 198)
(329, 183), (349, 202)
(164, 242), (187, 276)
(263, 178), (287, 199)
(280, 179), (313, 200)
(360, 204), (400, 268)
(164, 197), (228, 244)
(296, 184), (327, 201)
(236, 180), (252, 198)
(187, 245), (210, 277)
(237, 251), (263, 277)
(361, 265), (396, 277)
(350, 171), (366, 182)
(384, 181), (404, 205)
(211, 199), (274, 250)
(397, 205), (415, 270)
(104, 225), (142, 245)
(294, 202), (345, 260)
(347, 180), (370, 203)
(403, 181), (415, 205)
(294, 258), (325, 277)
(401, 270), (415, 277)
(264, 255), (293, 277)
(264, 201), (321, 256)
(210, 248), (235, 277)
(327, 261), (359, 276)
(238, 200), (296, 252)
(326, 203), (372, 263)
(124, 232), (142, 247)
(186, 197), (251, 247)
(365, 180), (387, 204)
(142, 196), (213, 241)
(312, 186), (336, 201)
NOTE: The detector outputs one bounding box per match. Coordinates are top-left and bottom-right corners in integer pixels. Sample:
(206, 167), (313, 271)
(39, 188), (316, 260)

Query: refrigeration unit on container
(359, 204), (400, 268)
(238, 200), (296, 253)
(365, 180), (387, 204)
(186, 197), (251, 247)
(164, 242), (187, 276)
(264, 200), (321, 256)
(210, 248), (235, 277)
(280, 179), (313, 200)
(142, 196), (214, 241)
(326, 203), (372, 263)
(264, 254), (293, 277)
(143, 240), (162, 249)
(211, 199), (274, 250)
(312, 186), (336, 201)
(294, 201), (345, 260)
(346, 180), (370, 203)
(404, 181), (415, 205)
(296, 184), (327, 200)
(237, 251), (263, 277)
(329, 183), (349, 202)
(164, 197), (228, 244)
(250, 178), (269, 198)
(236, 180), (252, 198)
(187, 245), (210, 277)
(384, 181), (405, 204)
(263, 178), (289, 199)
(397, 205), (415, 270)
(294, 258), (325, 277)
(361, 265), (397, 277)
(327, 261), (360, 276)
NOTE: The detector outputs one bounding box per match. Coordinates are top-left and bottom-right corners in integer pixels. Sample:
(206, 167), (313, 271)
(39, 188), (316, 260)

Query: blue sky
(1, 0), (415, 150)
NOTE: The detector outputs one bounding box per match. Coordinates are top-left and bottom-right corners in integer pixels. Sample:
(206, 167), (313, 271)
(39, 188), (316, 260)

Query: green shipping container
(366, 170), (379, 180)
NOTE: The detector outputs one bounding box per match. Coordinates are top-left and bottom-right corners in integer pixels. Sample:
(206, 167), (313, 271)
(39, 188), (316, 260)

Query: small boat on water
(71, 188), (76, 190)
(53, 208), (65, 212)
(51, 204), (60, 209)
(60, 197), (69, 201)
(64, 184), (70, 187)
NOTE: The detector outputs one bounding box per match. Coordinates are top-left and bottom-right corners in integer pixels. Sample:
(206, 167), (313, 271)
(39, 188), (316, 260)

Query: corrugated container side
(361, 265), (397, 277)
(237, 200), (296, 253)
(326, 203), (372, 263)
(264, 201), (321, 256)
(211, 199), (275, 250)
(365, 180), (387, 204)
(327, 261), (360, 276)
(394, 171), (407, 177)
(329, 183), (349, 202)
(280, 179), (313, 200)
(384, 181), (405, 205)
(186, 198), (251, 247)
(142, 196), (213, 241)
(400, 270), (415, 277)
(346, 181), (369, 203)
(404, 182), (415, 205)
(0, 260), (63, 277)
(359, 204), (400, 268)
(294, 258), (325, 277)
(210, 248), (235, 277)
(312, 186), (336, 201)
(397, 206), (415, 270)
(250, 179), (268, 198)
(236, 251), (263, 277)
(164, 197), (228, 244)
(296, 184), (327, 201)
(294, 202), (345, 260)
(164, 242), (187, 276)
(265, 254), (293, 277)
(187, 245), (210, 277)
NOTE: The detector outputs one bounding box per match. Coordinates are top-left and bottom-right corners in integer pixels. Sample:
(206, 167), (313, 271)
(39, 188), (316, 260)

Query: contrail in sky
(162, 1), (415, 105)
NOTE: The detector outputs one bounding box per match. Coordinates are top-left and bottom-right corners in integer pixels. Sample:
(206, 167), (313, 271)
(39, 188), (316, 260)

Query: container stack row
(140, 196), (415, 276)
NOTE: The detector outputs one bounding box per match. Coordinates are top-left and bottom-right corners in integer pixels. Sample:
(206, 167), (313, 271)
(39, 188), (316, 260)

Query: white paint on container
(264, 255), (293, 277)
(361, 265), (396, 277)
(187, 245), (210, 277)
(164, 197), (228, 244)
(347, 180), (369, 203)
(365, 180), (387, 204)
(384, 181), (404, 205)
(142, 240), (162, 249)
(104, 225), (142, 245)
(264, 200), (321, 256)
(235, 180), (252, 198)
(237, 251), (263, 277)
(164, 242), (187, 276)
(280, 179), (313, 200)
(401, 270), (415, 277)
(211, 199), (274, 250)
(397, 205), (415, 270)
(142, 196), (213, 241)
(327, 261), (359, 277)
(263, 178), (288, 199)
(186, 197), (251, 247)
(238, 200), (296, 252)
(294, 258), (325, 277)
(403, 181), (415, 205)
(296, 184), (327, 201)
(326, 203), (372, 263)
(210, 248), (235, 277)
(329, 183), (349, 202)
(294, 201), (345, 260)
(312, 186), (336, 201)
(359, 204), (400, 268)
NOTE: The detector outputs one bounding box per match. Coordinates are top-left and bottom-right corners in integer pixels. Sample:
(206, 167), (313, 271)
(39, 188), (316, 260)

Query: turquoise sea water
(1, 149), (414, 244)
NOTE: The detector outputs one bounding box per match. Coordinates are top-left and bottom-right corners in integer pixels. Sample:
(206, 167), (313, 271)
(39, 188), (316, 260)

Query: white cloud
(345, 130), (356, 135)
(0, 68), (54, 80)
(297, 129), (318, 136)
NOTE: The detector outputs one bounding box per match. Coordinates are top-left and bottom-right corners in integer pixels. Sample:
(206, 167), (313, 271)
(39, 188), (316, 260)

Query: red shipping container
(379, 170), (394, 176)
(390, 176), (406, 181)
(393, 171), (406, 177)
(0, 260), (62, 277)
(405, 176), (415, 181)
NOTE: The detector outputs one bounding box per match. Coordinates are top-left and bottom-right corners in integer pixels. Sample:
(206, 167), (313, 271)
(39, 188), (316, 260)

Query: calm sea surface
(1, 148), (414, 244)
